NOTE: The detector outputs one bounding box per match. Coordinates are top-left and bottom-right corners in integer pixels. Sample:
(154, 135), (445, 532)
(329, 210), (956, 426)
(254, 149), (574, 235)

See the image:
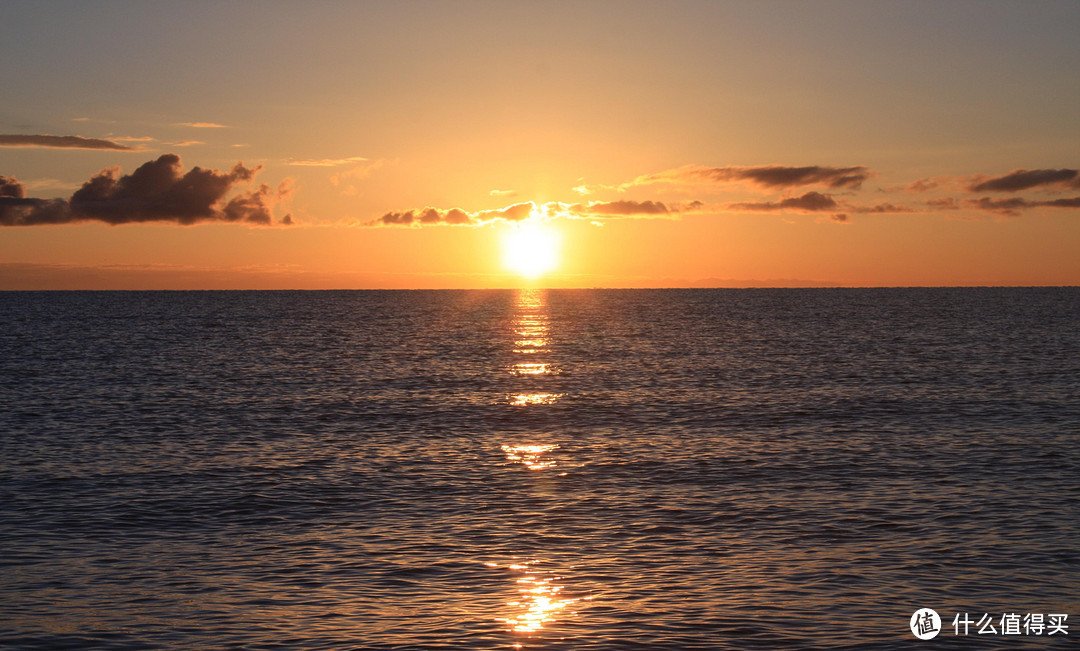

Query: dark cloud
(0, 134), (137, 151)
(925, 197), (960, 210)
(881, 177), (942, 193)
(850, 202), (915, 214)
(730, 191), (839, 212)
(905, 178), (940, 193)
(1, 154), (290, 226)
(1, 175), (25, 198)
(967, 195), (1080, 217)
(574, 200), (671, 216)
(730, 165), (870, 189)
(626, 164), (871, 190)
(967, 169), (1079, 193)
(371, 208), (459, 226)
(562, 199), (706, 218)
(0, 177), (68, 224)
(369, 201), (535, 227)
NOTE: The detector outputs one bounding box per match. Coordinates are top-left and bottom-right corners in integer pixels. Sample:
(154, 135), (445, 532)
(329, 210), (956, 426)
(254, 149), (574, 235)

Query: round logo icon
(910, 608), (942, 640)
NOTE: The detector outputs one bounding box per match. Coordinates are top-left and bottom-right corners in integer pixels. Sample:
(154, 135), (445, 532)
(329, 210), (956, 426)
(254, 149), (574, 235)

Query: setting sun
(501, 221), (560, 279)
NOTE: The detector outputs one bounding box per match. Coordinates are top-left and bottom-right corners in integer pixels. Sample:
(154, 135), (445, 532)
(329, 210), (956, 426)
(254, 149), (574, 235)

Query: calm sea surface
(1, 288), (1078, 649)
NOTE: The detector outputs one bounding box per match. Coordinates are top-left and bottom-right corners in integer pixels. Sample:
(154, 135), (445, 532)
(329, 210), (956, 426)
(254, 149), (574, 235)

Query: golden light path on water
(509, 300), (556, 376)
(495, 442), (590, 642)
(511, 362), (553, 376)
(495, 289), (586, 645)
(509, 393), (562, 407)
(501, 443), (560, 471)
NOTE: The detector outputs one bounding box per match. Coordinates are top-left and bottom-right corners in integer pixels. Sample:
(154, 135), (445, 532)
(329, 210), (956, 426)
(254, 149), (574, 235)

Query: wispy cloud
(286, 156), (369, 167)
(573, 199), (671, 215)
(490, 189), (517, 197)
(111, 135), (156, 143)
(966, 169), (1080, 193)
(18, 178), (81, 193)
(0, 134), (139, 151)
(880, 177), (945, 193)
(924, 197), (960, 210)
(166, 140), (205, 147)
(621, 164), (872, 191)
(0, 154), (292, 226)
(328, 159), (385, 196)
(728, 192), (916, 217)
(848, 202), (915, 214)
(730, 191), (839, 212)
(175, 122), (229, 129)
(563, 199), (705, 218)
(966, 195), (1080, 217)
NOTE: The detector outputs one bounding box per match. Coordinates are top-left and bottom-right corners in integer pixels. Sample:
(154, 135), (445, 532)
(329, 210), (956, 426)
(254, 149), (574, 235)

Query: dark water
(1, 288), (1077, 649)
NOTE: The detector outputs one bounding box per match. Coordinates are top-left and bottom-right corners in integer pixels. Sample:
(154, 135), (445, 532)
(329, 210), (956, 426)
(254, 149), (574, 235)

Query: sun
(501, 220), (560, 279)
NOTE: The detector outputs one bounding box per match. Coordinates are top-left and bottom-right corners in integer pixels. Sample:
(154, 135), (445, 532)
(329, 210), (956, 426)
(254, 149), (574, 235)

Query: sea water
(1, 288), (1077, 649)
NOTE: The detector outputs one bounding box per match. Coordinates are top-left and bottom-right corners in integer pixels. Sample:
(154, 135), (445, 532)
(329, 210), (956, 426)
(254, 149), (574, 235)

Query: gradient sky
(2, 0), (1078, 288)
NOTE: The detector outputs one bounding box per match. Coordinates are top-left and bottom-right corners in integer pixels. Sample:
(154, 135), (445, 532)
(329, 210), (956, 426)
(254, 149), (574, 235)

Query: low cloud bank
(0, 154), (291, 226)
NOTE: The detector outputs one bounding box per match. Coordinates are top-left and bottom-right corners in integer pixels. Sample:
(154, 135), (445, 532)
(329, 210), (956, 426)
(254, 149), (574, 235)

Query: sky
(2, 0), (1078, 289)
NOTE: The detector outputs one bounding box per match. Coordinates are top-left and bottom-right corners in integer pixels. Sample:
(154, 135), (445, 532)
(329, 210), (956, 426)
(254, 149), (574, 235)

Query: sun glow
(501, 220), (560, 279)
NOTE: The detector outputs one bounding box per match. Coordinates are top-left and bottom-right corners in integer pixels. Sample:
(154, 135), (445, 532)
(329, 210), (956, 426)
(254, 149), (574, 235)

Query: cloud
(728, 192), (916, 217)
(624, 164), (872, 191)
(574, 199), (671, 216)
(1, 175), (25, 198)
(562, 199), (705, 218)
(905, 178), (940, 193)
(730, 191), (839, 212)
(370, 198), (708, 227)
(112, 136), (156, 143)
(369, 201), (535, 227)
(925, 197), (960, 210)
(482, 202), (533, 221)
(0, 154), (292, 226)
(881, 177), (943, 193)
(966, 195), (1080, 217)
(849, 202), (915, 214)
(328, 159), (385, 196)
(489, 189), (517, 197)
(967, 169), (1079, 193)
(166, 140), (204, 147)
(287, 156), (368, 167)
(175, 122), (229, 128)
(0, 134), (138, 151)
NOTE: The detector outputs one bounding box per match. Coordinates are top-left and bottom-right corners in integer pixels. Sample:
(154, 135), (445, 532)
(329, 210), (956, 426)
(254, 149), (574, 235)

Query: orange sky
(2, 2), (1078, 289)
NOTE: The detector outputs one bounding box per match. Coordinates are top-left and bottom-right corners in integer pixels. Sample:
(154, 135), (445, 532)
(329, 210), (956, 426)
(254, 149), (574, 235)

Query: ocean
(1, 288), (1077, 649)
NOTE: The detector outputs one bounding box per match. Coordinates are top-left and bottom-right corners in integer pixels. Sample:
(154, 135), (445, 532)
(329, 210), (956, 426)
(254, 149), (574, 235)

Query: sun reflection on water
(490, 559), (584, 639)
(511, 362), (554, 376)
(493, 290), (588, 645)
(501, 443), (559, 470)
(513, 338), (547, 353)
(509, 393), (563, 406)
